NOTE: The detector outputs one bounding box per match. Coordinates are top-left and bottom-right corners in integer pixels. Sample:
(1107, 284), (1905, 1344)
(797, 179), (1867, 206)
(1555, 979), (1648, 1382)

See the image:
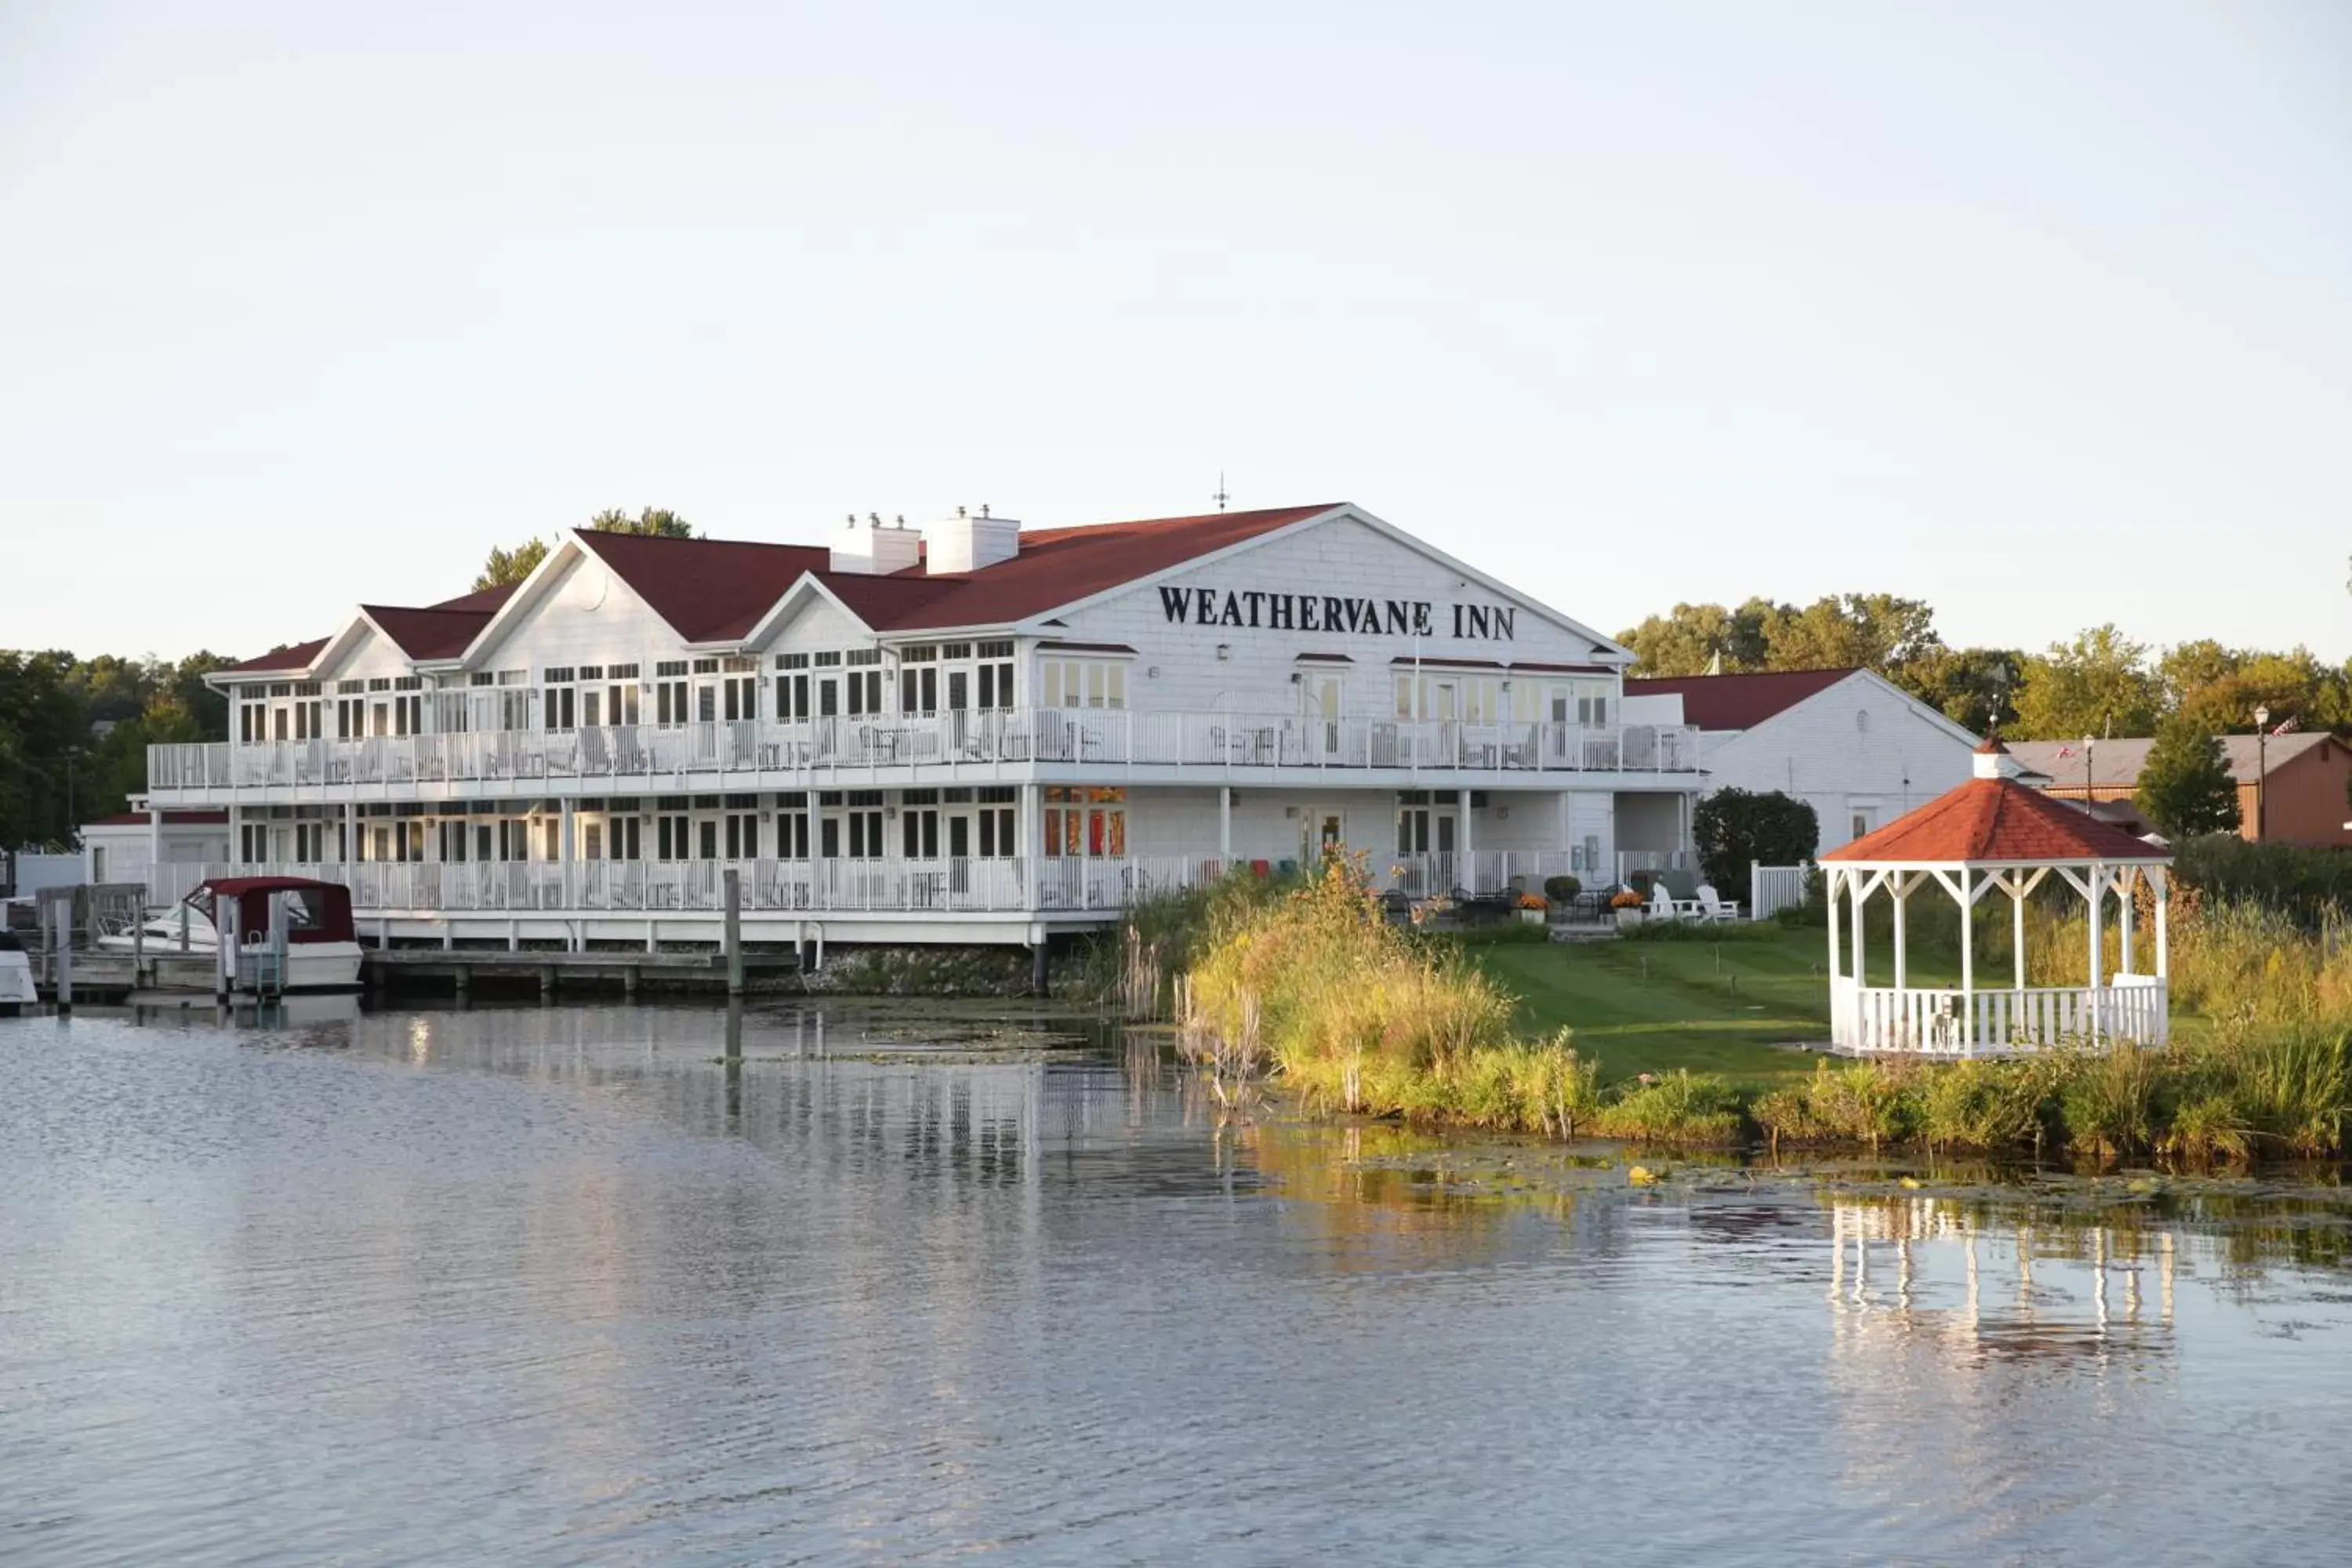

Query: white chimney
(926, 505), (1019, 575)
(829, 513), (924, 575)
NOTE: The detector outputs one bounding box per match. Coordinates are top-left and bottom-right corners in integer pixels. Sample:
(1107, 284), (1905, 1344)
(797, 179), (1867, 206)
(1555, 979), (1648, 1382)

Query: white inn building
(143, 503), (1701, 950)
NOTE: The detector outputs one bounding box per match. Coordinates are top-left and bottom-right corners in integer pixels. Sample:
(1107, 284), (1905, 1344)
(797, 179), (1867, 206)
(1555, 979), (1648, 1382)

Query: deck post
(724, 868), (744, 997)
(1218, 786), (1232, 866)
(1458, 788), (1473, 891)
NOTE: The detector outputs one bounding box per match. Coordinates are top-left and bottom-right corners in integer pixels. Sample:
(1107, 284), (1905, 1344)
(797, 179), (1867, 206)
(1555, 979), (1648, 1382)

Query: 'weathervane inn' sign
(1157, 587), (1516, 641)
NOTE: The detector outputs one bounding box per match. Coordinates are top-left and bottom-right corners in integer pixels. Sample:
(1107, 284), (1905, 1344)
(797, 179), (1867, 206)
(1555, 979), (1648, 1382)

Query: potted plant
(1517, 891), (1548, 925)
(1544, 875), (1581, 921)
(1610, 887), (1646, 929)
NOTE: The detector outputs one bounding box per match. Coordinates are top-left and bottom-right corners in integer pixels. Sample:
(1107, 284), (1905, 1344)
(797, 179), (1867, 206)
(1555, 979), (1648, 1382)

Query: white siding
(1694, 672), (1976, 853)
(465, 550), (683, 673)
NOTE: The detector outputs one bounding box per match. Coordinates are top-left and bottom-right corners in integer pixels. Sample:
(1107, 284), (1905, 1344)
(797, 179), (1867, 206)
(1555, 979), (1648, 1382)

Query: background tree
(2135, 719), (2241, 840)
(2009, 625), (2163, 740)
(474, 537), (550, 592)
(1891, 645), (2023, 731)
(1617, 598), (1777, 675)
(587, 506), (695, 538)
(1759, 593), (1943, 676)
(1691, 788), (1820, 904)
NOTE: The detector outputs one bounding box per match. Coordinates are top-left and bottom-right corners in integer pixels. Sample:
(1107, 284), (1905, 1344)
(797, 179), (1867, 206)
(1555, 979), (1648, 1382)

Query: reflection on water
(2, 1004), (2349, 1566)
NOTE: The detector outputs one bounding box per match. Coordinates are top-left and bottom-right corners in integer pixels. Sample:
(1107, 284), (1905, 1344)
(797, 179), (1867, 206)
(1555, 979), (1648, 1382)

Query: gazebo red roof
(1824, 776), (2169, 865)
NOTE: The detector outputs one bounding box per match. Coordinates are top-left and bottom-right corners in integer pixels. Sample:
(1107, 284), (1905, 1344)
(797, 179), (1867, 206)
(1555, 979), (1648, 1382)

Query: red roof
(575, 530), (837, 642)
(225, 637), (329, 674)
(362, 604), (502, 661)
(426, 583), (521, 614)
(1623, 669), (1858, 730)
(1824, 777), (2168, 864)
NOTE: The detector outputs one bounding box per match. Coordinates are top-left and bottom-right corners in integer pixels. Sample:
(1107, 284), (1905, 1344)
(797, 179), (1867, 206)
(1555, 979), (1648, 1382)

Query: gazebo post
(1825, 863), (1845, 1046)
(2118, 866), (2136, 978)
(1957, 866), (1975, 1056)
(1892, 873), (1908, 995)
(1850, 869), (1867, 992)
(2010, 873), (2026, 993)
(2086, 862), (2105, 1047)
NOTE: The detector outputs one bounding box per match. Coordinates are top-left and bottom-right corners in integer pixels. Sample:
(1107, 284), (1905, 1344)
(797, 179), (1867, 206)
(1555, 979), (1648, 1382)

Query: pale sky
(3, 2), (2347, 665)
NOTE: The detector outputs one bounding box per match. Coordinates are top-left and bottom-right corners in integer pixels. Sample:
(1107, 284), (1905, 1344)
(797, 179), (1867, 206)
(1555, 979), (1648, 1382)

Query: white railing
(1749, 862), (1811, 922)
(1830, 975), (2170, 1056)
(138, 850), (1584, 919)
(147, 712), (1701, 795)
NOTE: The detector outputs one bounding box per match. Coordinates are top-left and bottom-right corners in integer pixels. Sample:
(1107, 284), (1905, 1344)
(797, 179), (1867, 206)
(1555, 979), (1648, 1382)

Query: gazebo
(1820, 738), (2172, 1057)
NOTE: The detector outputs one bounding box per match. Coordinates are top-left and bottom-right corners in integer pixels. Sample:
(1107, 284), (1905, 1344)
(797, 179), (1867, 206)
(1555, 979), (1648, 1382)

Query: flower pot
(1519, 909), (1544, 926)
(1615, 908), (1645, 929)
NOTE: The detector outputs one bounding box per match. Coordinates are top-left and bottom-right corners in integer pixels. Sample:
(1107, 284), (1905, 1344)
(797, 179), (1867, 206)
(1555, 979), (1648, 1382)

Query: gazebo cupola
(1819, 736), (2172, 1057)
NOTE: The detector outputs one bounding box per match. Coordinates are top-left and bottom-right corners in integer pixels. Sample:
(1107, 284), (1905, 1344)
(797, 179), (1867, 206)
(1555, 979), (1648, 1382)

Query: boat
(0, 930), (34, 1015)
(99, 877), (365, 992)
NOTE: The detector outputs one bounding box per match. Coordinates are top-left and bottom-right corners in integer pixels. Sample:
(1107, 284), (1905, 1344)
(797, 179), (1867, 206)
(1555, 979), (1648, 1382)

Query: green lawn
(1468, 927), (1857, 1086)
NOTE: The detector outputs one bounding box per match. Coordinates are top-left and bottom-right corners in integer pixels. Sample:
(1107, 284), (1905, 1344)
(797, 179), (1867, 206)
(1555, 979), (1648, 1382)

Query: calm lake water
(4, 1001), (2350, 1566)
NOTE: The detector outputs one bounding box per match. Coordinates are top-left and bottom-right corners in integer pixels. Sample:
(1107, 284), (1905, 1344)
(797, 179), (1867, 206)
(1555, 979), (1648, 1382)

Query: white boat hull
(0, 952), (36, 1013)
(93, 932), (364, 992)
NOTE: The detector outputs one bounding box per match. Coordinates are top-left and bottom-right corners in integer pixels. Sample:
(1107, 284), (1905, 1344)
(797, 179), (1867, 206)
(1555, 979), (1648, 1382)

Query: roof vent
(927, 505), (1019, 575)
(829, 513), (923, 575)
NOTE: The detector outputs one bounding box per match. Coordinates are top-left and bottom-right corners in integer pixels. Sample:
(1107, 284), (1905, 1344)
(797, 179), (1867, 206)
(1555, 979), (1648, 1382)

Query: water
(4, 1002), (2350, 1566)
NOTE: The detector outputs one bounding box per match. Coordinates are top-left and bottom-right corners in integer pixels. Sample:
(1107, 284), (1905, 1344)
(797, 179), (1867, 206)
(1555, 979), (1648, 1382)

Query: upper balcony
(148, 709), (1700, 800)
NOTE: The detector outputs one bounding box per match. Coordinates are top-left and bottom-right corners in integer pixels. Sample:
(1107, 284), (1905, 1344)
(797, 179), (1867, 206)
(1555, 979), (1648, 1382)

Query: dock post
(539, 964), (556, 1004)
(453, 964), (470, 1004)
(56, 914), (74, 1017)
(724, 869), (744, 997)
(623, 964), (641, 1001)
(216, 893), (237, 1001)
(132, 896), (146, 988)
(1030, 940), (1048, 997)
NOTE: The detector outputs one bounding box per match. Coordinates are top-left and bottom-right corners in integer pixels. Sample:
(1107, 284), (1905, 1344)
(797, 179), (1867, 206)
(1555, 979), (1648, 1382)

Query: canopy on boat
(187, 877), (357, 946)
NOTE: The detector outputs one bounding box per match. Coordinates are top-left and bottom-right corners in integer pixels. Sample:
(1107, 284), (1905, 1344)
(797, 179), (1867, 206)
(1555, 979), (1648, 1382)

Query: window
(655, 670), (688, 726)
(608, 815), (641, 861)
(1043, 786), (1125, 858)
(976, 784), (1016, 858)
(900, 665), (937, 714)
(656, 812), (691, 860)
(722, 672), (757, 721)
(976, 639), (1014, 710)
(847, 666), (881, 717)
(776, 670), (811, 720)
(1042, 659), (1126, 710)
(902, 802), (938, 858)
(542, 668), (576, 732)
(775, 796), (810, 858)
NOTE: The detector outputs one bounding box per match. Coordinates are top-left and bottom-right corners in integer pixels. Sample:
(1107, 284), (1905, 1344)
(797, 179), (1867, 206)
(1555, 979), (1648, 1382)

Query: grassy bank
(1157, 858), (2352, 1160)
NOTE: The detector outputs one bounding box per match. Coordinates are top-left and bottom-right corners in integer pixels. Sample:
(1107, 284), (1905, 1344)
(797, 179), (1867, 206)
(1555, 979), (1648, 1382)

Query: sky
(2, 1), (2348, 666)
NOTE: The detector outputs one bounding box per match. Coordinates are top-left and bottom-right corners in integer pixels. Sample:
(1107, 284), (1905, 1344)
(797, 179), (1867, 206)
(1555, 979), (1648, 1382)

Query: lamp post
(2255, 705), (2270, 842)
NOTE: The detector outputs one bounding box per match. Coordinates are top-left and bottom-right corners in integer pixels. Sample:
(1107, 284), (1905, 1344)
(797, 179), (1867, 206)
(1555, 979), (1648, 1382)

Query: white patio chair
(1694, 884), (1743, 922)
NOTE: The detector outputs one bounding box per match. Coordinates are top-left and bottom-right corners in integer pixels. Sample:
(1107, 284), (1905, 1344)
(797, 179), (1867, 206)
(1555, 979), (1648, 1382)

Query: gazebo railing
(1831, 975), (2169, 1057)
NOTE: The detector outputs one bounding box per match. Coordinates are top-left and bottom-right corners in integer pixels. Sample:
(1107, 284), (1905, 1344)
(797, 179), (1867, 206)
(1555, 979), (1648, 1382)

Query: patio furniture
(1693, 884), (1743, 922)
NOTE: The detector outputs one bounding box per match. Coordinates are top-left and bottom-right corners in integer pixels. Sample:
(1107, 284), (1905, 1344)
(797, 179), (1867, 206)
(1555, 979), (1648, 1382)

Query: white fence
(1749, 862), (1812, 921)
(148, 711), (1701, 796)
(141, 849), (1583, 920)
(1830, 975), (2169, 1056)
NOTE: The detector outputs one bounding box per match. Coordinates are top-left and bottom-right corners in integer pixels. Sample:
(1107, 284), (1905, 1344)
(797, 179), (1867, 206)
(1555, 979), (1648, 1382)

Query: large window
(976, 640), (1014, 710)
(1042, 659), (1125, 710)
(1043, 786), (1125, 857)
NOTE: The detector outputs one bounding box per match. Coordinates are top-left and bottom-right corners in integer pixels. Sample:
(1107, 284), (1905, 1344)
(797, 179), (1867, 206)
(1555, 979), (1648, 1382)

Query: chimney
(829, 512), (923, 575)
(927, 503), (1019, 575)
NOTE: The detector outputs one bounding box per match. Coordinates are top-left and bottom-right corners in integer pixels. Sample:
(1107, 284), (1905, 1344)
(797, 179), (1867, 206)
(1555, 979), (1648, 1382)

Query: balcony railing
(147, 711), (1699, 794)
(1829, 974), (2169, 1056)
(141, 851), (1586, 919)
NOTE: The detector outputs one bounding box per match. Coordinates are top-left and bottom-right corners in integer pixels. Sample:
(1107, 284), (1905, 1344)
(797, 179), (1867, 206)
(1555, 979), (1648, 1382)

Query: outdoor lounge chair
(1693, 884), (1743, 922)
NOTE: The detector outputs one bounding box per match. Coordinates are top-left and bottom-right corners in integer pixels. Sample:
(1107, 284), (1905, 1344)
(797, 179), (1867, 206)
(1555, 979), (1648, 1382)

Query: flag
(2272, 716), (2300, 735)
(2056, 745), (2074, 759)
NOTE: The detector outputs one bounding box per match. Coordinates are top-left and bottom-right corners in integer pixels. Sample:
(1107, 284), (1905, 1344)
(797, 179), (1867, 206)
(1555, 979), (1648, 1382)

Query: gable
(465, 547), (681, 670)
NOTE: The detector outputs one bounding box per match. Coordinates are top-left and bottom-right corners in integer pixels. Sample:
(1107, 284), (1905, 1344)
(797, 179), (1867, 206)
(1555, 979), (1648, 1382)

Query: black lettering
(1159, 586), (1192, 623)
(1323, 597), (1344, 633)
(1271, 594), (1295, 630)
(1468, 605), (1490, 640)
(1413, 603), (1432, 637)
(1386, 600), (1409, 635)
(1452, 604), (1463, 638)
(1356, 598), (1379, 634)
(1300, 596), (1319, 632)
(1220, 592), (1243, 626)
(1244, 590), (1265, 627)
(1196, 591), (1217, 626)
(1491, 608), (1515, 641)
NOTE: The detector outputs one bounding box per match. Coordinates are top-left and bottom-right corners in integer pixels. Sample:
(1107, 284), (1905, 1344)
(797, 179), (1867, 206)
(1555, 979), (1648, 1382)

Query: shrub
(1593, 1071), (1745, 1145)
(1693, 788), (1820, 905)
(2056, 1045), (2162, 1160)
(1753, 1060), (1922, 1149)
(1544, 875), (1582, 904)
(1918, 1059), (2050, 1153)
(2136, 720), (2241, 840)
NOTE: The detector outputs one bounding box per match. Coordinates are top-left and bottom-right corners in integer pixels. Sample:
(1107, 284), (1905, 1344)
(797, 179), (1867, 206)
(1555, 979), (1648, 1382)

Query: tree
(2010, 625), (2162, 741)
(1617, 598), (1777, 675)
(1892, 645), (2023, 731)
(1759, 593), (1943, 676)
(474, 536), (550, 592)
(1692, 788), (1820, 904)
(2135, 720), (2241, 840)
(588, 506), (695, 538)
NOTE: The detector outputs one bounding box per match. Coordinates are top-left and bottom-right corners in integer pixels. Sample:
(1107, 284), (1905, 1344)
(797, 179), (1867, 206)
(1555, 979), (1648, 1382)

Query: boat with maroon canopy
(178, 877), (364, 990)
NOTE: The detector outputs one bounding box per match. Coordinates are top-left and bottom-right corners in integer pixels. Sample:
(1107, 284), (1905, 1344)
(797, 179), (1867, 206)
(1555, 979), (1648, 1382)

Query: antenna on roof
(1212, 472), (1230, 512)
(957, 505), (967, 518)
(868, 511), (881, 527)
(845, 514), (856, 528)
(981, 503), (990, 518)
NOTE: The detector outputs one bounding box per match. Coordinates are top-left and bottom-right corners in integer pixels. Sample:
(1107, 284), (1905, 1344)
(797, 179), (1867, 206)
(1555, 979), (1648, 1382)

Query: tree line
(1617, 593), (2349, 741)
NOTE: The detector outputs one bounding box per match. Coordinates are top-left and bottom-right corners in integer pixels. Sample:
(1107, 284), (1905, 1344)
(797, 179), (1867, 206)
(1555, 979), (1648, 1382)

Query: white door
(1302, 807), (1345, 866)
(1301, 672), (1343, 759)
